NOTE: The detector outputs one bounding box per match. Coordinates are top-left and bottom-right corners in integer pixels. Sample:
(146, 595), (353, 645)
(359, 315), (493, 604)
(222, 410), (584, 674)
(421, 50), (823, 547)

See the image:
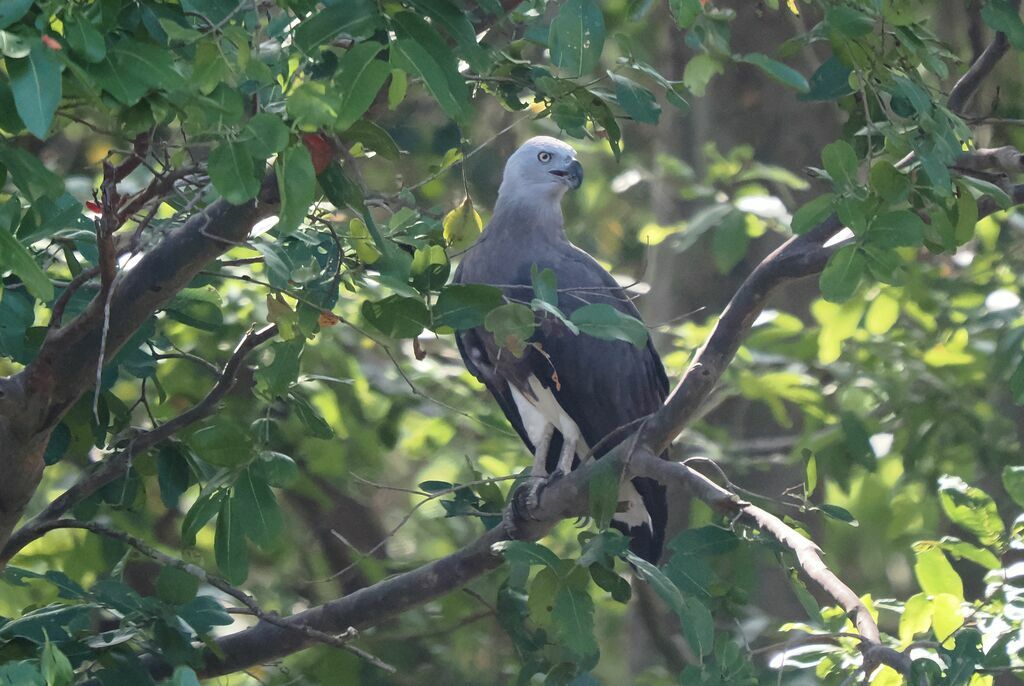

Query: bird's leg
(525, 424), (555, 512)
(506, 424), (554, 536)
(552, 434), (577, 478)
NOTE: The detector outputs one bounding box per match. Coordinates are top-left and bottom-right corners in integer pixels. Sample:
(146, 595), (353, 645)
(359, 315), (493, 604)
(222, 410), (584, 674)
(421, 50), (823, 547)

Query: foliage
(0, 0), (1022, 684)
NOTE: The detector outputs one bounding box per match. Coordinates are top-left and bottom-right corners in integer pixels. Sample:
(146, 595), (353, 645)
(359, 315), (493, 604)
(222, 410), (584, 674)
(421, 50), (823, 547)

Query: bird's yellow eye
(537, 151), (552, 163)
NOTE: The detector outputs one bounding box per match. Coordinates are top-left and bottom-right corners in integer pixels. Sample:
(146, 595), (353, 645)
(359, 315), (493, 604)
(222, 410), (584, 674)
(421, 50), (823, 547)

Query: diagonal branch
(0, 324), (279, 565)
(948, 32), (1009, 115)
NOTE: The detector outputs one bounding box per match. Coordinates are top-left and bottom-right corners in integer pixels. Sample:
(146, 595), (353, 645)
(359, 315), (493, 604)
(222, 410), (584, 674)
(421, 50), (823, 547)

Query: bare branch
(955, 145), (1024, 174)
(948, 32), (1009, 115)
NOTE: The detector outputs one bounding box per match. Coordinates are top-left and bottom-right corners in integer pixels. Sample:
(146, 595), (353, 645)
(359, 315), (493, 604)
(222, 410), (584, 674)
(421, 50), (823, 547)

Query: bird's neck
(488, 194), (568, 244)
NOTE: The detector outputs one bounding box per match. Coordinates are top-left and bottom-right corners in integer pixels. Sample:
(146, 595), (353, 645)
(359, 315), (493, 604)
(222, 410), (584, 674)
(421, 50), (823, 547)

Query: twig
(23, 519), (396, 673)
(0, 325), (279, 564)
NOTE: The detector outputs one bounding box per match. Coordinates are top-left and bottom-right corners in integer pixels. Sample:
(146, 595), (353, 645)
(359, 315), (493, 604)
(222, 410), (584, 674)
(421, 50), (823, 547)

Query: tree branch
(0, 325), (279, 565)
(28, 519), (396, 675)
(948, 32), (1009, 115)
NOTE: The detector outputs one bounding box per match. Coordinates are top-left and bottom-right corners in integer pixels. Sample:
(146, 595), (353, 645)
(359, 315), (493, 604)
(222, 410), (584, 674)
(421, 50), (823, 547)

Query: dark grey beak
(551, 160), (584, 189)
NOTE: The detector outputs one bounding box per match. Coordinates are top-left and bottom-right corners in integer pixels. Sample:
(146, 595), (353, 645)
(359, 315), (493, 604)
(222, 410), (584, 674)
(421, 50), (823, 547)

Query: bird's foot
(504, 481), (541, 539)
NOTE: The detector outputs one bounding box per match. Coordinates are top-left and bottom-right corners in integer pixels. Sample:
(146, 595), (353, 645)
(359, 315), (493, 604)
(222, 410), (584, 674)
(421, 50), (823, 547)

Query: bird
(453, 135), (669, 563)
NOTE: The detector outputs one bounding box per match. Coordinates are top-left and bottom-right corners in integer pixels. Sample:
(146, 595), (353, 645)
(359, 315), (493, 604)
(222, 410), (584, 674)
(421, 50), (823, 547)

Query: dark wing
(523, 245), (668, 454)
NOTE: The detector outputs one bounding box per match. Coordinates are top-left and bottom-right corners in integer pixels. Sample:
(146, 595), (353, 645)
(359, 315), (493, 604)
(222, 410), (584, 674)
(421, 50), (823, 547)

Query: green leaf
(819, 503), (858, 525)
(155, 566), (199, 605)
(188, 423), (252, 467)
(937, 475), (1005, 547)
(407, 0), (491, 71)
(215, 494), (249, 584)
(484, 303), (536, 357)
(493, 540), (562, 569)
(243, 113), (289, 159)
(275, 144), (315, 235)
(680, 596), (714, 657)
(388, 69), (408, 109)
(181, 489), (226, 547)
(791, 193), (836, 234)
(899, 593), (932, 646)
(156, 443), (192, 509)
(625, 551), (685, 616)
(292, 0), (380, 53)
(821, 140), (859, 189)
(711, 210), (749, 273)
(433, 284), (503, 330)
(913, 546), (963, 598)
(588, 457), (623, 530)
(570, 303), (648, 348)
(819, 245), (864, 303)
(178, 594), (233, 634)
(390, 38), (469, 122)
(254, 339), (303, 398)
(590, 563), (631, 603)
(826, 5), (875, 37)
(253, 450), (299, 488)
(740, 53), (809, 92)
(64, 16), (106, 63)
(335, 41), (390, 131)
(1003, 465), (1024, 508)
(867, 210), (925, 248)
(88, 40), (186, 105)
(958, 174), (1013, 208)
(344, 120), (401, 161)
(682, 54), (723, 97)
(938, 537), (1000, 570)
(443, 196), (483, 251)
(869, 160), (910, 202)
(41, 638), (73, 686)
(289, 393), (335, 439)
(552, 585), (598, 658)
(362, 295), (430, 338)
(208, 141), (260, 205)
(549, 0), (606, 76)
(0, 0), (32, 29)
(233, 467), (284, 550)
(669, 0), (703, 27)
(0, 224), (53, 302)
(0, 144), (62, 199)
(610, 73), (660, 124)
(410, 244), (451, 293)
(166, 286), (224, 331)
(531, 266), (558, 306)
(285, 82), (338, 129)
(981, 0), (1024, 49)
(8, 43), (61, 139)
(799, 55), (853, 101)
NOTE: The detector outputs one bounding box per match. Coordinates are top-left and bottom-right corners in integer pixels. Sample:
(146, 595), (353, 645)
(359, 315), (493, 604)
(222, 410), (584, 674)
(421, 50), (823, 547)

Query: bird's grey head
(496, 136), (583, 206)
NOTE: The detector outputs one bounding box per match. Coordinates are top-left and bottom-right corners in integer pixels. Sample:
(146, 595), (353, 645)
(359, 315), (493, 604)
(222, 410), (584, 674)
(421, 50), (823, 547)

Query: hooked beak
(550, 159), (583, 190)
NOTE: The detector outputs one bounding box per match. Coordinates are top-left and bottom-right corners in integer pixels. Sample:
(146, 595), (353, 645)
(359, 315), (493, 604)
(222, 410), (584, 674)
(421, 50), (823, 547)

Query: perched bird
(453, 136), (669, 563)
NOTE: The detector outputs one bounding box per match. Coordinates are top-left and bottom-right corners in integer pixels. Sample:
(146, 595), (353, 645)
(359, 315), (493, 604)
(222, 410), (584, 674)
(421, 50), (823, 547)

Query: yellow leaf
(349, 217), (381, 264)
(266, 294), (298, 340)
(787, 0), (800, 14)
(443, 196), (483, 252)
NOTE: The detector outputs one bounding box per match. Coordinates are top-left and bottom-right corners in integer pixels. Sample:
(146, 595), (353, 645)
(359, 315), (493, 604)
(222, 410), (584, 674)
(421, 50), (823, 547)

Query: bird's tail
(611, 475), (667, 564)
